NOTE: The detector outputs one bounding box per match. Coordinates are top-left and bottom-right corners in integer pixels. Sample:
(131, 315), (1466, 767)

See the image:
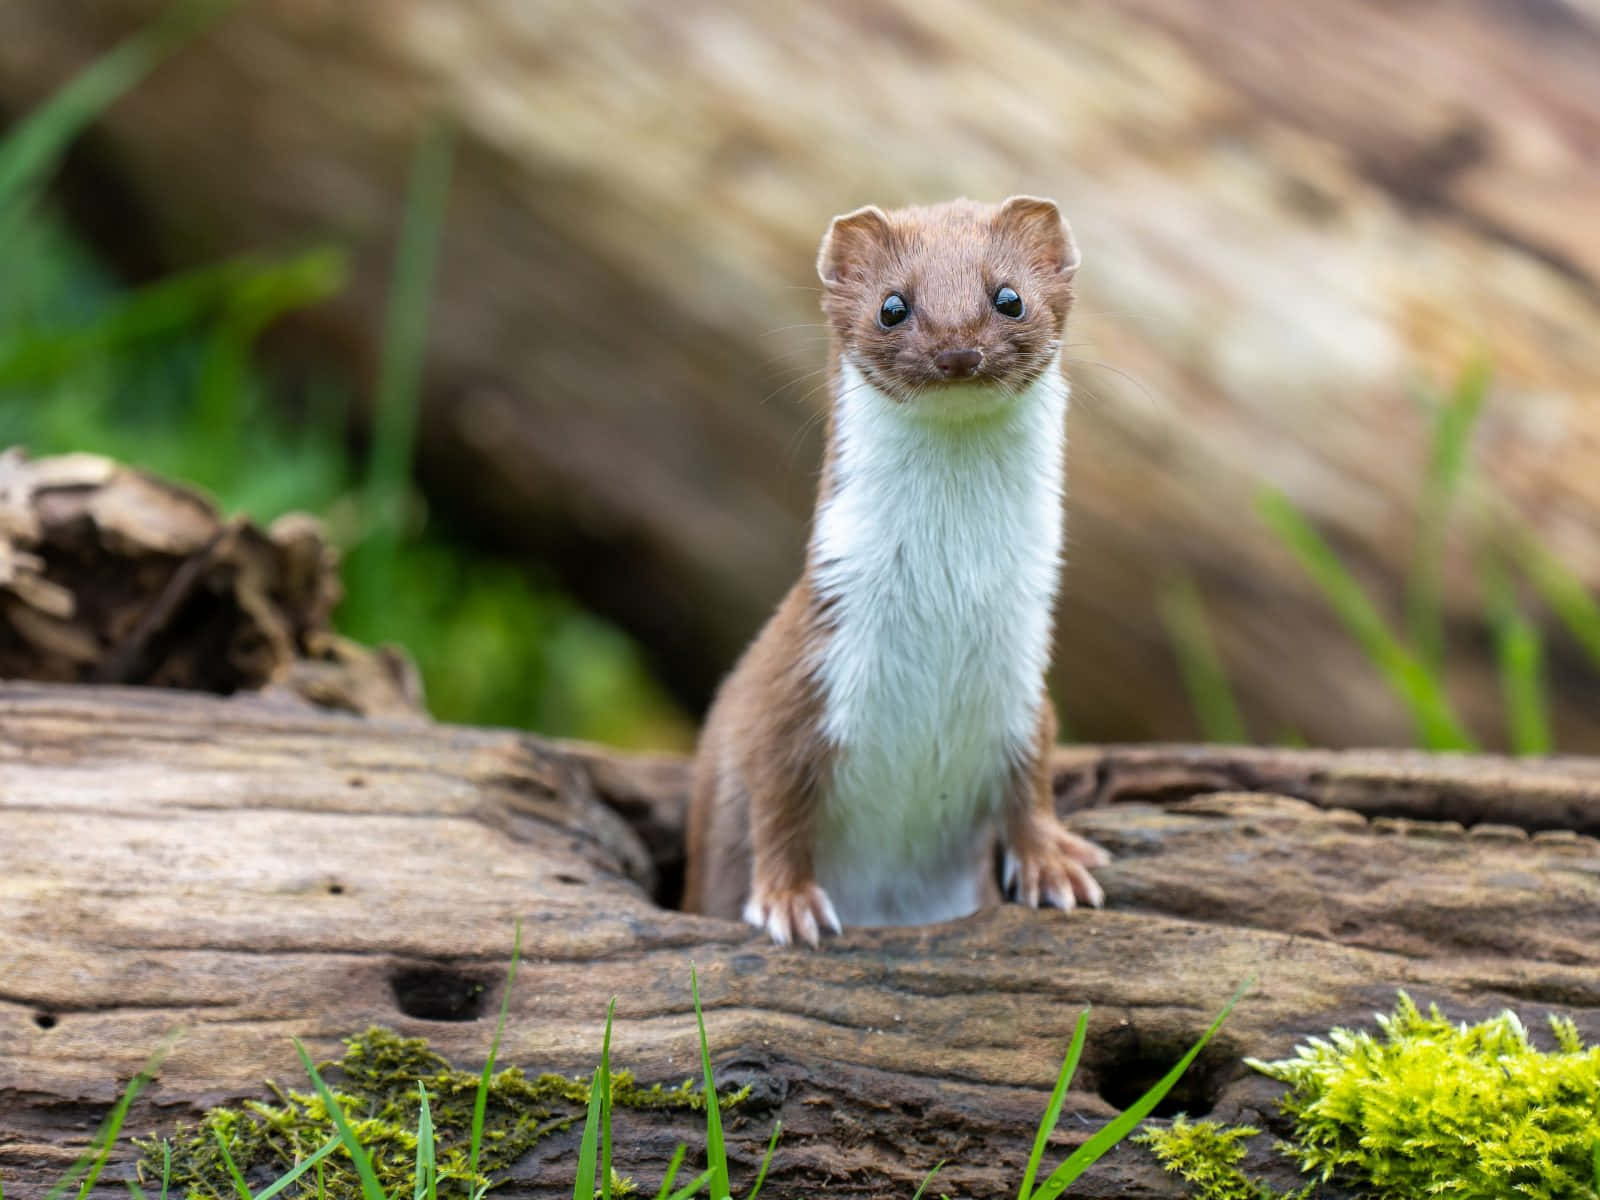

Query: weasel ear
(817, 205), (893, 286)
(996, 195), (1081, 278)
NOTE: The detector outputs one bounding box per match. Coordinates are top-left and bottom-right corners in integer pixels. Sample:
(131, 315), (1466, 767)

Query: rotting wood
(0, 448), (423, 717)
(2, 683), (1596, 1198)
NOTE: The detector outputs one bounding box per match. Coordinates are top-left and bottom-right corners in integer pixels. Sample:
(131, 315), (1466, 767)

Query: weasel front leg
(1001, 700), (1109, 911)
(686, 583), (843, 947)
(743, 789), (841, 947)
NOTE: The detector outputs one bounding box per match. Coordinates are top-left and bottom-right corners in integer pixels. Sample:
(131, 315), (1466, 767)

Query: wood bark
(2, 0), (1599, 749)
(0, 448), (424, 717)
(3, 682), (1598, 1198)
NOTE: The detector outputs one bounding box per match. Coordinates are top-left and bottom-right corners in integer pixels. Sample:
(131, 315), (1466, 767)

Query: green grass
(34, 939), (1240, 1200)
(0, 0), (235, 209)
(1407, 357), (1490, 673)
(1479, 550), (1553, 755)
(1256, 486), (1476, 751)
(1160, 576), (1248, 743)
(41, 1038), (173, 1200)
(1175, 361), (1594, 755)
(0, 7), (688, 748)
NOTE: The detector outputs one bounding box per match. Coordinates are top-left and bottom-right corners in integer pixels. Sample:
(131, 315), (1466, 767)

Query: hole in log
(553, 873), (585, 885)
(327, 882), (345, 895)
(34, 1011), (58, 1030)
(390, 968), (489, 1022)
(1093, 1030), (1231, 1118)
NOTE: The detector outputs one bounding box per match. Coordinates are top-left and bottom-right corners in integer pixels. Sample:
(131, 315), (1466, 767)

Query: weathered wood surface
(3, 684), (1599, 1197)
(2, 0), (1599, 749)
(0, 448), (424, 717)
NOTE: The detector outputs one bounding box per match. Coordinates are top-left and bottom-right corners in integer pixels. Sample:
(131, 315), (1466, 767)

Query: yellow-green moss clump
(135, 1027), (743, 1199)
(1139, 993), (1600, 1199)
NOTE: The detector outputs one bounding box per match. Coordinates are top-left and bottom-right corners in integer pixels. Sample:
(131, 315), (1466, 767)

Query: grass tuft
(43, 1036), (172, 1200)
(468, 919), (523, 1193)
(1479, 551), (1552, 755)
(1408, 356), (1490, 672)
(0, 0), (235, 210)
(1160, 576), (1249, 743)
(573, 998), (618, 1200)
(1022, 983), (1249, 1200)
(1257, 488), (1476, 751)
(691, 966), (732, 1200)
(345, 115), (456, 637)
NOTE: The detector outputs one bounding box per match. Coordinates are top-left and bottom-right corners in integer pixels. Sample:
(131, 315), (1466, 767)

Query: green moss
(1135, 1118), (1304, 1199)
(135, 1027), (746, 1200)
(1140, 993), (1600, 1200)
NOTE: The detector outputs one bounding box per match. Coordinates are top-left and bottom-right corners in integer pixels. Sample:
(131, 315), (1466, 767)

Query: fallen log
(3, 683), (1597, 1197)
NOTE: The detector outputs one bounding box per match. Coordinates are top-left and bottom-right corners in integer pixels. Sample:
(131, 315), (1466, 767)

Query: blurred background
(1, 0), (1597, 754)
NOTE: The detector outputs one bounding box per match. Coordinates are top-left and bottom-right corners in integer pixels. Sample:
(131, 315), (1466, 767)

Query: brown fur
(683, 580), (834, 920)
(817, 196), (1078, 401)
(683, 196), (1106, 943)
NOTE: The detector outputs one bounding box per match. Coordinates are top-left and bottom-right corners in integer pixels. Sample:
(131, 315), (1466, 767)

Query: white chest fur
(809, 355), (1068, 926)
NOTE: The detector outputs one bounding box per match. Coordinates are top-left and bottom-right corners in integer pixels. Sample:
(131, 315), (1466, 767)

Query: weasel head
(816, 196), (1079, 414)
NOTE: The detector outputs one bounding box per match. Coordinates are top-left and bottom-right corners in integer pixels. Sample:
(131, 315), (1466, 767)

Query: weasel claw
(1004, 823), (1109, 912)
(743, 882), (842, 948)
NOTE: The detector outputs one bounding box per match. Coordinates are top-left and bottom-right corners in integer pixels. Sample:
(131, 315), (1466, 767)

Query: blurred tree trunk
(2, 0), (1598, 747)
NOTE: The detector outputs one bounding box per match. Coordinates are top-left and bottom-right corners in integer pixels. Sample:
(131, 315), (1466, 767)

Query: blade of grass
(1017, 1009), (1089, 1200)
(1258, 488), (1476, 750)
(254, 1135), (342, 1200)
(0, 0), (236, 207)
(210, 1128), (253, 1200)
(162, 1140), (171, 1200)
(1479, 552), (1552, 755)
(469, 919), (523, 1193)
(572, 1027), (602, 1199)
(664, 1170), (714, 1200)
(1159, 577), (1247, 743)
(291, 1039), (389, 1200)
(1028, 981), (1251, 1200)
(350, 117), (455, 634)
(600, 998), (616, 1200)
(126, 1184), (148, 1200)
(690, 965), (731, 1200)
(412, 1085), (436, 1200)
(745, 1119), (782, 1200)
(1509, 519), (1600, 672)
(651, 1145), (688, 1200)
(43, 1036), (173, 1200)
(911, 1162), (944, 1200)
(1408, 358), (1490, 672)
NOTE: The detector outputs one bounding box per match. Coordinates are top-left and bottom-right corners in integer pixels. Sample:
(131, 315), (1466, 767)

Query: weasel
(683, 196), (1108, 946)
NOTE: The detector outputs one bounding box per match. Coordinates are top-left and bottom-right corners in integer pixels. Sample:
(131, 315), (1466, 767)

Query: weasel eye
(993, 285), (1024, 319)
(878, 293), (909, 328)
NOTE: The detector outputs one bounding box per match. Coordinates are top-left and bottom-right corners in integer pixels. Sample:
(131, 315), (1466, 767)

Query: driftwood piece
(3, 0), (1600, 749)
(0, 448), (423, 717)
(3, 683), (1598, 1197)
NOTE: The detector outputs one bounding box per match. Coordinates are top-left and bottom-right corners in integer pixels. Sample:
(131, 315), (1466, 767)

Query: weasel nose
(934, 348), (984, 379)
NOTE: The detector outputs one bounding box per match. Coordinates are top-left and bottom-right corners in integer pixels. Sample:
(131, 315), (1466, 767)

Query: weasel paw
(742, 882), (842, 948)
(1003, 823), (1109, 912)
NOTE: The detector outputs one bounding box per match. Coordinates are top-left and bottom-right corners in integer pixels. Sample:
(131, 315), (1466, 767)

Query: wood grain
(2, 683), (1597, 1196)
